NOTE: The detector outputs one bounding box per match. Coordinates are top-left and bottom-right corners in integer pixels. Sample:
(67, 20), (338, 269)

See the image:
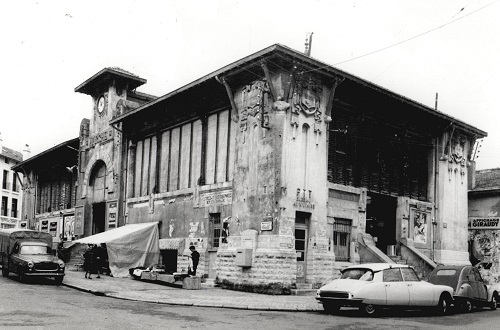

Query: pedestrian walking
(95, 243), (108, 278)
(188, 245), (200, 276)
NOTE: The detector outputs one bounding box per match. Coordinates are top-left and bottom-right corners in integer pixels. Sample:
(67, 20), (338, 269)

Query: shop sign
(199, 190), (232, 207)
(260, 221), (273, 231)
(468, 217), (500, 229)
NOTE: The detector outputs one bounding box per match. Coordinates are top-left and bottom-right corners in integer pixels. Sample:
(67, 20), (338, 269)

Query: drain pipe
(432, 137), (439, 262)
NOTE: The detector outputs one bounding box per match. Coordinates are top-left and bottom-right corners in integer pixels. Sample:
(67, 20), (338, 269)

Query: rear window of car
(436, 270), (457, 276)
(341, 269), (374, 281)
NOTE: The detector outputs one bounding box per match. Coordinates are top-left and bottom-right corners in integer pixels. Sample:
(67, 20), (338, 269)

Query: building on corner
(13, 44), (488, 293)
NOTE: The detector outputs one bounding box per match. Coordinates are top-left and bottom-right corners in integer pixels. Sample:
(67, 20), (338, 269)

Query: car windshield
(20, 245), (50, 255)
(341, 269), (374, 281)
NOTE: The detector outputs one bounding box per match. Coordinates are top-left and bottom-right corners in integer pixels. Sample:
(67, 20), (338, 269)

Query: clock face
(97, 96), (105, 114)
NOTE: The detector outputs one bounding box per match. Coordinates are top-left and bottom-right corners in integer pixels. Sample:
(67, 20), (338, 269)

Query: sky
(0, 0), (499, 170)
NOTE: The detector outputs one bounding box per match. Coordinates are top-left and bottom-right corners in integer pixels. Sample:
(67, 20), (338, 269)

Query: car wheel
(490, 294), (498, 311)
(437, 294), (451, 315)
(362, 304), (379, 316)
(54, 276), (64, 285)
(1, 265), (8, 277)
(463, 299), (473, 313)
(322, 302), (340, 314)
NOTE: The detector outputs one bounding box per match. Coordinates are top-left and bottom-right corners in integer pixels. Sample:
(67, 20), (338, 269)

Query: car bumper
(25, 272), (65, 277)
(316, 297), (364, 307)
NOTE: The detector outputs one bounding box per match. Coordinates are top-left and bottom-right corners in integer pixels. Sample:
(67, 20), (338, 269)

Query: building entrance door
(365, 193), (397, 254)
(295, 211), (310, 283)
(92, 202), (106, 235)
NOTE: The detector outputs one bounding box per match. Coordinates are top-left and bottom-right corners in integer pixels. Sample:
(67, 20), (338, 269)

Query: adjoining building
(0, 133), (28, 229)
(11, 138), (79, 246)
(468, 168), (500, 284)
(14, 44), (487, 293)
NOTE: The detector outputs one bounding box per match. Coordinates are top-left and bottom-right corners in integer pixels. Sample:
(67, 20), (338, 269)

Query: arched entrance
(88, 161), (107, 235)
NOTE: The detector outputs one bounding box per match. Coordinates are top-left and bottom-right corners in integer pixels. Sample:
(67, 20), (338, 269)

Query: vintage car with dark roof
(316, 263), (454, 316)
(428, 265), (498, 312)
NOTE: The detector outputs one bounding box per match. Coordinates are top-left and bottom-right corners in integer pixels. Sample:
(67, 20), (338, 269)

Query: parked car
(316, 263), (454, 316)
(428, 265), (498, 312)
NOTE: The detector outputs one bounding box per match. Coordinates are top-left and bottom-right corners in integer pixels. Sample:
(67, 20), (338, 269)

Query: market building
(14, 44), (487, 293)
(11, 138), (79, 246)
(468, 168), (500, 284)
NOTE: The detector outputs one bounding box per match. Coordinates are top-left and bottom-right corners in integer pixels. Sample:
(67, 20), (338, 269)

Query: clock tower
(74, 68), (152, 237)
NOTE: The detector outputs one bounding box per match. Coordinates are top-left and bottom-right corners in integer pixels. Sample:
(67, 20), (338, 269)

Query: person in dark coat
(95, 243), (108, 278)
(188, 245), (200, 276)
(83, 244), (95, 279)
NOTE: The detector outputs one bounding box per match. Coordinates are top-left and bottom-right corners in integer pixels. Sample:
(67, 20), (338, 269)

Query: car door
(467, 268), (480, 300)
(382, 268), (409, 305)
(401, 267), (435, 306)
(473, 268), (488, 301)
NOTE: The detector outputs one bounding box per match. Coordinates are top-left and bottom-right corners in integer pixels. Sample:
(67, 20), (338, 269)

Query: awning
(159, 238), (185, 250)
(75, 222), (160, 277)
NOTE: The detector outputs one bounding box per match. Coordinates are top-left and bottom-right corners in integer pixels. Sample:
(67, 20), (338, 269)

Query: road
(1, 274), (499, 330)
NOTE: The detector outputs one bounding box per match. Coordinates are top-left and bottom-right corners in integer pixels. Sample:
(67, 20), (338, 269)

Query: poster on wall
(64, 215), (75, 241)
(49, 221), (58, 237)
(74, 206), (84, 236)
(107, 200), (118, 229)
(411, 209), (429, 245)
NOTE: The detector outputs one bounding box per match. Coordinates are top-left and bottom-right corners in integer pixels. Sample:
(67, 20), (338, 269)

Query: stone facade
(14, 45), (487, 294)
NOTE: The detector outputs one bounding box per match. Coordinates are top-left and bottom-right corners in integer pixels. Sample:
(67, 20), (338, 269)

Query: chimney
(22, 144), (31, 161)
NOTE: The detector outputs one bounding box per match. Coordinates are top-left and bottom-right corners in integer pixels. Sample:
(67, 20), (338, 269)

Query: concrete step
(202, 278), (219, 287)
(295, 283), (313, 290)
(290, 289), (317, 296)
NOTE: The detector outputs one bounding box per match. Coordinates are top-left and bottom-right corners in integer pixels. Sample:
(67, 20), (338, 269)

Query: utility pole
(304, 32), (313, 57)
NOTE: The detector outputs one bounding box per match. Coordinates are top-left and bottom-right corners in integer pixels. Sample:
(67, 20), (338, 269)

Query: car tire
(463, 299), (473, 313)
(437, 294), (451, 315)
(362, 304), (379, 317)
(490, 294), (498, 311)
(54, 276), (64, 285)
(322, 302), (340, 314)
(1, 265), (8, 277)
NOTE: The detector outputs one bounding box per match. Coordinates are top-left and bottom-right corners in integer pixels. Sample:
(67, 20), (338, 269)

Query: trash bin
(387, 245), (397, 256)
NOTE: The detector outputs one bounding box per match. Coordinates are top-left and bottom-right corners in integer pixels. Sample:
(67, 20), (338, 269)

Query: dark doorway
(92, 202), (106, 235)
(161, 250), (178, 274)
(365, 193), (397, 254)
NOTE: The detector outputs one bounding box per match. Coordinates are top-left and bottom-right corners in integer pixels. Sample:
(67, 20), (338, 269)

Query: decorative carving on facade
(240, 80), (270, 132)
(449, 136), (466, 166)
(272, 96), (290, 113)
(292, 77), (322, 118)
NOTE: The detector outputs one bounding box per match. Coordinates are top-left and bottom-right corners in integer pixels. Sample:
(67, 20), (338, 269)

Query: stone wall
(216, 247), (296, 294)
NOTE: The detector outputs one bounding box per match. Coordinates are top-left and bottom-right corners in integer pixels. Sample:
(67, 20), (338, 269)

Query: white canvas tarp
(75, 222), (160, 277)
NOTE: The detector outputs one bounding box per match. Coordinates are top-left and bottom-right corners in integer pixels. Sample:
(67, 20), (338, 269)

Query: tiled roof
(0, 146), (22, 162)
(473, 168), (500, 191)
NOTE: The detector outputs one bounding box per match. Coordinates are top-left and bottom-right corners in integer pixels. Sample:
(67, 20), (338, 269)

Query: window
(333, 218), (351, 261)
(401, 267), (420, 281)
(11, 198), (18, 218)
(1, 197), (7, 216)
(383, 268), (403, 282)
(2, 170), (8, 190)
(209, 213), (221, 248)
(341, 269), (373, 281)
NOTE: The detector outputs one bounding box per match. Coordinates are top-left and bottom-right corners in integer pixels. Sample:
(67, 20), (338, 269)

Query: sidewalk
(62, 270), (321, 312)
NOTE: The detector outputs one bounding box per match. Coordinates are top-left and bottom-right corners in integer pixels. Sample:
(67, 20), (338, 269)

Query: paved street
(1, 271), (500, 330)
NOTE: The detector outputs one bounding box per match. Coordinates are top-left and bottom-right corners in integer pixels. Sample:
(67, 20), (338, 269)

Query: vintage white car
(316, 263), (454, 316)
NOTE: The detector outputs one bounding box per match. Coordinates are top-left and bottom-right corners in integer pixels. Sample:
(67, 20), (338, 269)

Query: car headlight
(27, 261), (34, 268)
(316, 290), (321, 297)
(58, 261), (65, 268)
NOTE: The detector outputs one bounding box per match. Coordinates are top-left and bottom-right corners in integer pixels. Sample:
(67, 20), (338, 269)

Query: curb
(62, 282), (321, 312)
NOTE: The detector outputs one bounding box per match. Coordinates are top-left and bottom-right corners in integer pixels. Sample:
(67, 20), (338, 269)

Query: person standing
(83, 244), (94, 279)
(188, 245), (200, 276)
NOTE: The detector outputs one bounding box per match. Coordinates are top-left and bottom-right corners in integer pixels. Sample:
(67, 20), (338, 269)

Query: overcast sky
(1, 0), (498, 170)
